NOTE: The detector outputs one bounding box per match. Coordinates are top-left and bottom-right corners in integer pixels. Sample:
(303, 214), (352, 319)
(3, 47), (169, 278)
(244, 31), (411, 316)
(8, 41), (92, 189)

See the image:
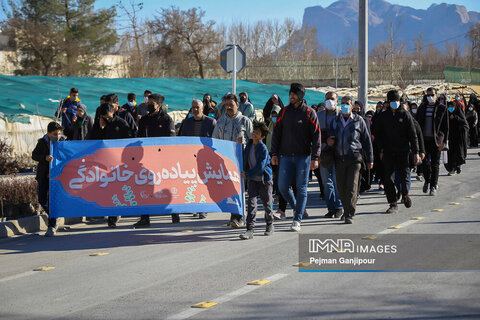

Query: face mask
(144, 97), (149, 103)
(240, 97), (246, 103)
(147, 104), (156, 114)
(411, 109), (418, 114)
(352, 109), (360, 115)
(469, 107), (474, 111)
(390, 101), (400, 110)
(271, 117), (277, 123)
(448, 107), (455, 113)
(49, 136), (59, 142)
(325, 99), (336, 110)
(128, 101), (135, 107)
(427, 96), (435, 104)
(187, 114), (194, 118)
(208, 113), (215, 118)
(340, 104), (351, 115)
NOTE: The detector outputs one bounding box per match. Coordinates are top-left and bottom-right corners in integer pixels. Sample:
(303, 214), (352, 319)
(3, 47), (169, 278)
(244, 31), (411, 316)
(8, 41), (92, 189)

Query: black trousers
(37, 178), (56, 228)
(422, 139), (441, 188)
(382, 151), (410, 204)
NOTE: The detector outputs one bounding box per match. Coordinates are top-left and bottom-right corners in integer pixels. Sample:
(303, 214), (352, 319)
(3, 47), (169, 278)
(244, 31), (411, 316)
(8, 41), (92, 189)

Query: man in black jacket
(91, 103), (132, 228)
(416, 87), (449, 196)
(374, 90), (420, 214)
(271, 83), (321, 232)
(32, 122), (64, 237)
(133, 93), (177, 228)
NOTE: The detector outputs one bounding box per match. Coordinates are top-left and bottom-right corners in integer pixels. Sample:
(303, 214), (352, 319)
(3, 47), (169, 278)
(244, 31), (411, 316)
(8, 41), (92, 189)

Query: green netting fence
(0, 75), (326, 123)
(444, 66), (480, 85)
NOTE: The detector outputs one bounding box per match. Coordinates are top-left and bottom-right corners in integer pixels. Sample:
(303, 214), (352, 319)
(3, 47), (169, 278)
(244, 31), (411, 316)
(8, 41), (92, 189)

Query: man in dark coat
(416, 87), (449, 196)
(133, 93), (177, 228)
(32, 122), (65, 237)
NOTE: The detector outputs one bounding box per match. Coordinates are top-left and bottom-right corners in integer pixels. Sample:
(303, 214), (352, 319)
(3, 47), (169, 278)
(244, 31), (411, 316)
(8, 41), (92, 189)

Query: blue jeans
(278, 155), (310, 223)
(319, 165), (343, 212)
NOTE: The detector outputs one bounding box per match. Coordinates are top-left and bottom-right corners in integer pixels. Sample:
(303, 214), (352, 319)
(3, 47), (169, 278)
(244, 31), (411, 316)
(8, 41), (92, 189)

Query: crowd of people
(33, 83), (479, 238)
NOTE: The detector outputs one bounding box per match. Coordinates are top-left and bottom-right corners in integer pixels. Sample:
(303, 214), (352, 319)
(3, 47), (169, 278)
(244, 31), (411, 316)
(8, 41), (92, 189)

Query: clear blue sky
(108, 0), (480, 26)
(1, 1), (479, 26)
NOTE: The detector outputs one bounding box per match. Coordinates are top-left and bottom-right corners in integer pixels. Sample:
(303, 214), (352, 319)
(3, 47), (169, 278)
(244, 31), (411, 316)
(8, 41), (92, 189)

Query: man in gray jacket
(212, 93), (253, 227)
(327, 96), (373, 224)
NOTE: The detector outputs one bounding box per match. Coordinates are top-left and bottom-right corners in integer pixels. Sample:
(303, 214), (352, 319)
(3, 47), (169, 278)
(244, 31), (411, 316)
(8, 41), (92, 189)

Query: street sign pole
(232, 43), (237, 95)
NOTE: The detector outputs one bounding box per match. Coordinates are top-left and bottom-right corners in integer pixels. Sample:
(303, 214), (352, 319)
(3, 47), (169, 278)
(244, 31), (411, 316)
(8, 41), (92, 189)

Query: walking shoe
(107, 217), (117, 228)
(171, 214), (180, 224)
(447, 171), (456, 176)
(403, 195), (412, 208)
(302, 210), (309, 219)
(344, 217), (353, 224)
(456, 167), (461, 174)
(290, 220), (301, 232)
(273, 209), (285, 221)
(416, 175), (424, 182)
(324, 211), (335, 218)
(45, 226), (56, 237)
(133, 218), (150, 228)
(422, 182), (429, 193)
(379, 184), (384, 190)
(334, 208), (343, 218)
(230, 219), (244, 229)
(239, 229), (254, 240)
(386, 204), (398, 214)
(198, 213), (207, 219)
(429, 187), (437, 196)
(340, 214), (345, 221)
(264, 224), (274, 236)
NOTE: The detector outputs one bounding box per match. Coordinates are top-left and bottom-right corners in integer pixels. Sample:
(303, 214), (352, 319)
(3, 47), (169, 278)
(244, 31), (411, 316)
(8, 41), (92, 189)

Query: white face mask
(144, 96), (149, 103)
(427, 96), (435, 104)
(325, 99), (336, 110)
(411, 109), (417, 114)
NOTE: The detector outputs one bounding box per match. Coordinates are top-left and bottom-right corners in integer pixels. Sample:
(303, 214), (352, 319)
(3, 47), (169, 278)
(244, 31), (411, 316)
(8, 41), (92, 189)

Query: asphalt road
(1, 148), (480, 320)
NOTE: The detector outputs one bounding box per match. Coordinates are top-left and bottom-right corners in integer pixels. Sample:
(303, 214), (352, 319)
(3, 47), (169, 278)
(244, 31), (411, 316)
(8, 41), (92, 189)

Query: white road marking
(0, 270), (37, 284)
(166, 273), (289, 320)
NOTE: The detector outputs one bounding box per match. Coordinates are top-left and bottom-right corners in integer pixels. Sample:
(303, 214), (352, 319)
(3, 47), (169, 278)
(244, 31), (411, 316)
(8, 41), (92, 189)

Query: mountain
(302, 0), (480, 54)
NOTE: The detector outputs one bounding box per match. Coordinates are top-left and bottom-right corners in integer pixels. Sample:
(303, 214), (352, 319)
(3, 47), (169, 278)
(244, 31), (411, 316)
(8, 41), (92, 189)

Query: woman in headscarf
(466, 103), (478, 147)
(263, 94), (284, 125)
(445, 101), (469, 175)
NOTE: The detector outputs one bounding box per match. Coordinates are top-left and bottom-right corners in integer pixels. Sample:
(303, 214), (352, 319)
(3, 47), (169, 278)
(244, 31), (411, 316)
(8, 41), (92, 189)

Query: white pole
(232, 44), (237, 95)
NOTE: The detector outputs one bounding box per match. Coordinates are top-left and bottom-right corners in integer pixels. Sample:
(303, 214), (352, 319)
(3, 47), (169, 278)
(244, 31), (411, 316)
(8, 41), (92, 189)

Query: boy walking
(32, 122), (64, 237)
(240, 121), (274, 240)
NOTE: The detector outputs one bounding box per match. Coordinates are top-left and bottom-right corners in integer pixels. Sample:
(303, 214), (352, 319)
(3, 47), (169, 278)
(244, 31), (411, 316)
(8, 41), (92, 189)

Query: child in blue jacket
(240, 121), (274, 240)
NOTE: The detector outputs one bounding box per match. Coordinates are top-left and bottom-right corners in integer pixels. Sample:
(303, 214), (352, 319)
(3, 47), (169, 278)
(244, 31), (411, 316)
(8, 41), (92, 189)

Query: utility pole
(358, 0), (368, 112)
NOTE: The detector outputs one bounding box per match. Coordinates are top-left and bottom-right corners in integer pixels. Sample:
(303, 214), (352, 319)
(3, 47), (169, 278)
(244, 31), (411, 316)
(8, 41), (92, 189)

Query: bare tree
(150, 6), (218, 79)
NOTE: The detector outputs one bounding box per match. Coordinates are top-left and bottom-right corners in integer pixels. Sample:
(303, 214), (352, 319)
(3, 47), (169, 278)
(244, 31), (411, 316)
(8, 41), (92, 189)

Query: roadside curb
(0, 215), (85, 238)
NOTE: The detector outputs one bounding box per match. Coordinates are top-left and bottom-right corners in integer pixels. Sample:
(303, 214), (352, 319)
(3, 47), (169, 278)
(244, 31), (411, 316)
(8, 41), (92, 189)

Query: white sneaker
(273, 209), (285, 221)
(290, 220), (301, 232)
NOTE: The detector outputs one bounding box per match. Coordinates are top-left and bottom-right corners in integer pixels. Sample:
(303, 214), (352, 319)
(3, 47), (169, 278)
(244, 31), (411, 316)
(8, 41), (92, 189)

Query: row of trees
(1, 0), (480, 83)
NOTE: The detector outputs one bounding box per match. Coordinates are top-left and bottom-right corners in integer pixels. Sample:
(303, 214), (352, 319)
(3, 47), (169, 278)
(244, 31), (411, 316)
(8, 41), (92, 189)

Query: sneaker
(230, 219), (244, 229)
(273, 209), (284, 221)
(45, 226), (56, 237)
(416, 175), (424, 182)
(302, 210), (309, 219)
(447, 171), (455, 176)
(264, 224), (274, 236)
(429, 187), (437, 196)
(344, 217), (353, 224)
(133, 219), (150, 228)
(403, 195), (412, 208)
(422, 182), (429, 194)
(198, 213), (207, 219)
(334, 208), (343, 218)
(239, 229), (254, 240)
(290, 220), (301, 232)
(324, 211), (335, 218)
(340, 214), (345, 221)
(379, 184), (384, 190)
(386, 204), (398, 214)
(456, 168), (461, 174)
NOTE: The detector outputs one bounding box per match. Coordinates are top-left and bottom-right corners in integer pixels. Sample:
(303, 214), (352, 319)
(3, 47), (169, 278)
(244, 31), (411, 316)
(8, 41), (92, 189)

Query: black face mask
(352, 110), (360, 115)
(240, 97), (246, 103)
(147, 104), (156, 114)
